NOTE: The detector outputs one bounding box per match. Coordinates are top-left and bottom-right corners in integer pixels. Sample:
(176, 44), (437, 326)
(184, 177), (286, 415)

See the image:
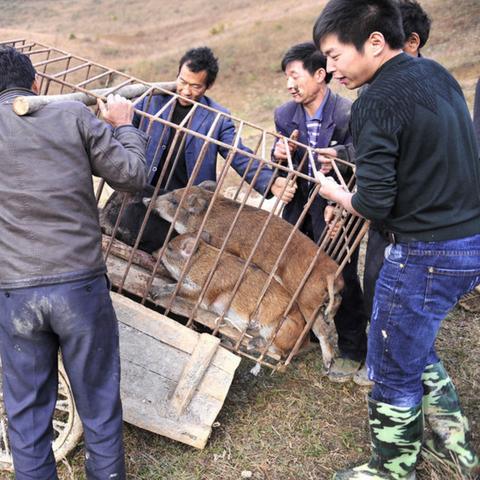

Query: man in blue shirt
(135, 47), (294, 201)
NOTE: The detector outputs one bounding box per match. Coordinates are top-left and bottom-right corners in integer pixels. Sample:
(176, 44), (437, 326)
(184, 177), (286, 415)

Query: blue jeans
(0, 275), (125, 480)
(367, 234), (480, 407)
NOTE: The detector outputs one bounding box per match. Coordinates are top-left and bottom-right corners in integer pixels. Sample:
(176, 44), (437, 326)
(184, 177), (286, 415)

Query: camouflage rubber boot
(334, 396), (422, 479)
(421, 362), (480, 478)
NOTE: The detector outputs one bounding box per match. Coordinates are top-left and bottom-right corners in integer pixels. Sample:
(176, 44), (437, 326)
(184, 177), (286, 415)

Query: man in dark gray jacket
(273, 42), (368, 384)
(0, 47), (147, 480)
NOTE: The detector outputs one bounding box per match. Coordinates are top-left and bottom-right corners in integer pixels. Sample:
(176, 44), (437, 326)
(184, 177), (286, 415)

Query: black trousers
(0, 275), (125, 480)
(303, 212), (368, 362)
(363, 228), (389, 320)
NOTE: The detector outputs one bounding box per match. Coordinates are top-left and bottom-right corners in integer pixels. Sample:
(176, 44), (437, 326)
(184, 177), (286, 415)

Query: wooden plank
(118, 322), (236, 403)
(112, 293), (241, 449)
(113, 293), (239, 374)
(171, 334), (220, 415)
(105, 253), (282, 362)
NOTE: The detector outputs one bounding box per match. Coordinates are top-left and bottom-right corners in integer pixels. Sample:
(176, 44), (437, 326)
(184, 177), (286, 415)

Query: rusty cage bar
(1, 39), (370, 371)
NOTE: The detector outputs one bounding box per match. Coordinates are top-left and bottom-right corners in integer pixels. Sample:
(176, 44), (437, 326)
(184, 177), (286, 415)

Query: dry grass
(37, 308), (477, 480)
(0, 1), (479, 479)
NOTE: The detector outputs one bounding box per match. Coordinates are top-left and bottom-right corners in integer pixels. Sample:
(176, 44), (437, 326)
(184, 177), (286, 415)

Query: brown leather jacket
(0, 89), (147, 288)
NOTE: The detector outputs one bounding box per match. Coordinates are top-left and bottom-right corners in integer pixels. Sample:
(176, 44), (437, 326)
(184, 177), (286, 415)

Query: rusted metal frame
(283, 136), (295, 171)
(138, 113), (224, 307)
(19, 47), (52, 56)
(322, 210), (355, 257)
(226, 169), (318, 354)
(11, 42), (36, 52)
(59, 56), (72, 95)
(76, 69), (114, 88)
(101, 78), (139, 98)
(227, 168), (308, 350)
(38, 49), (52, 93)
(330, 159), (349, 190)
(182, 127), (284, 335)
(138, 92), (176, 134)
(317, 204), (346, 253)
(182, 122), (255, 328)
(101, 97), (179, 264)
(208, 170), (295, 342)
(135, 109), (310, 181)
(29, 41), (137, 86)
(223, 344), (277, 370)
(230, 130), (266, 202)
(84, 64), (93, 87)
(102, 193), (132, 261)
(141, 96), (181, 181)
(248, 183), (328, 365)
(115, 104), (200, 294)
(103, 72), (113, 89)
(226, 140), (268, 205)
(331, 215), (366, 265)
(32, 54), (71, 69)
(309, 146), (349, 191)
(255, 131), (274, 210)
(163, 108), (198, 190)
(49, 61), (92, 81)
(335, 220), (370, 277)
(327, 211), (359, 259)
(157, 112), (228, 313)
(0, 39), (27, 47)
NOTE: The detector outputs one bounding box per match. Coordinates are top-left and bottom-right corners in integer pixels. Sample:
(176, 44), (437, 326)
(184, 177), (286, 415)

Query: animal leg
(311, 315), (335, 369)
(150, 282), (178, 301)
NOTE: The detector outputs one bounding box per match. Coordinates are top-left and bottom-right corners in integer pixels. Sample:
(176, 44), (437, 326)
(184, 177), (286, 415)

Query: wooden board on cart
(112, 292), (241, 449)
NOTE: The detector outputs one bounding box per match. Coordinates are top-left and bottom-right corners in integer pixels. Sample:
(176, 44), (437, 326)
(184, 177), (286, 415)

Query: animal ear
(181, 236), (198, 257)
(186, 195), (209, 214)
(199, 230), (211, 243)
(198, 180), (217, 192)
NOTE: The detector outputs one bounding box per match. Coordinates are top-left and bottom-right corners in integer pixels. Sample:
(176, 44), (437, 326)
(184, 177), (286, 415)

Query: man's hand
(97, 94), (134, 128)
(316, 147), (337, 174)
(319, 176), (344, 201)
(273, 129), (299, 163)
(271, 177), (297, 204)
(324, 204), (341, 238)
(319, 176), (360, 217)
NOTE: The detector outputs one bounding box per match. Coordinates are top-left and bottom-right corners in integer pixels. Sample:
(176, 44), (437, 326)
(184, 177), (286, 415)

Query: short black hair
(0, 46), (36, 93)
(178, 47), (219, 88)
(398, 0), (431, 48)
(281, 42), (333, 84)
(313, 0), (405, 52)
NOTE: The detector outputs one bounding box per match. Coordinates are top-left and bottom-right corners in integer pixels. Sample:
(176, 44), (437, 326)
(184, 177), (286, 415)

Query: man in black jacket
(313, 1), (480, 478)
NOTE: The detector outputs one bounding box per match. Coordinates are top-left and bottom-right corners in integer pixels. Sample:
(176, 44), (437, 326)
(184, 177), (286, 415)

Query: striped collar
(304, 88), (331, 123)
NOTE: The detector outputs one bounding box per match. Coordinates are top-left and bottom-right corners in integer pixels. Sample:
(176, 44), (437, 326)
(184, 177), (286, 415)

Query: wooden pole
(12, 81), (176, 116)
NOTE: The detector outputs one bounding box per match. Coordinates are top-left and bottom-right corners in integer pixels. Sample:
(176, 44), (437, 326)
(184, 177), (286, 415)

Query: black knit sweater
(351, 53), (480, 241)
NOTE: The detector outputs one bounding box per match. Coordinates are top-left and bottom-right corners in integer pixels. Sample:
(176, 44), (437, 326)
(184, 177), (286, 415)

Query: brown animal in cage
(145, 181), (344, 368)
(154, 233), (307, 358)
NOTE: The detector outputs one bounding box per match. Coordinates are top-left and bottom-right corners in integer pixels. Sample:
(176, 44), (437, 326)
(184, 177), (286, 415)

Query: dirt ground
(1, 0), (479, 479)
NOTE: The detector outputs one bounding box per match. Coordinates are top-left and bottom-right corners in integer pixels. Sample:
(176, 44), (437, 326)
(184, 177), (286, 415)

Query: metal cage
(2, 39), (370, 371)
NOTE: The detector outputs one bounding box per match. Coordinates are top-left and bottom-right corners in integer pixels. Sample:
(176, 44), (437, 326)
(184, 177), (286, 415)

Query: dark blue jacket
(134, 93), (273, 194)
(273, 90), (353, 240)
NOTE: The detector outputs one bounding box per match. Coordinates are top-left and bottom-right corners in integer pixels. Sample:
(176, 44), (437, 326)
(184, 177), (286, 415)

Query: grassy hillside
(0, 0), (478, 128)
